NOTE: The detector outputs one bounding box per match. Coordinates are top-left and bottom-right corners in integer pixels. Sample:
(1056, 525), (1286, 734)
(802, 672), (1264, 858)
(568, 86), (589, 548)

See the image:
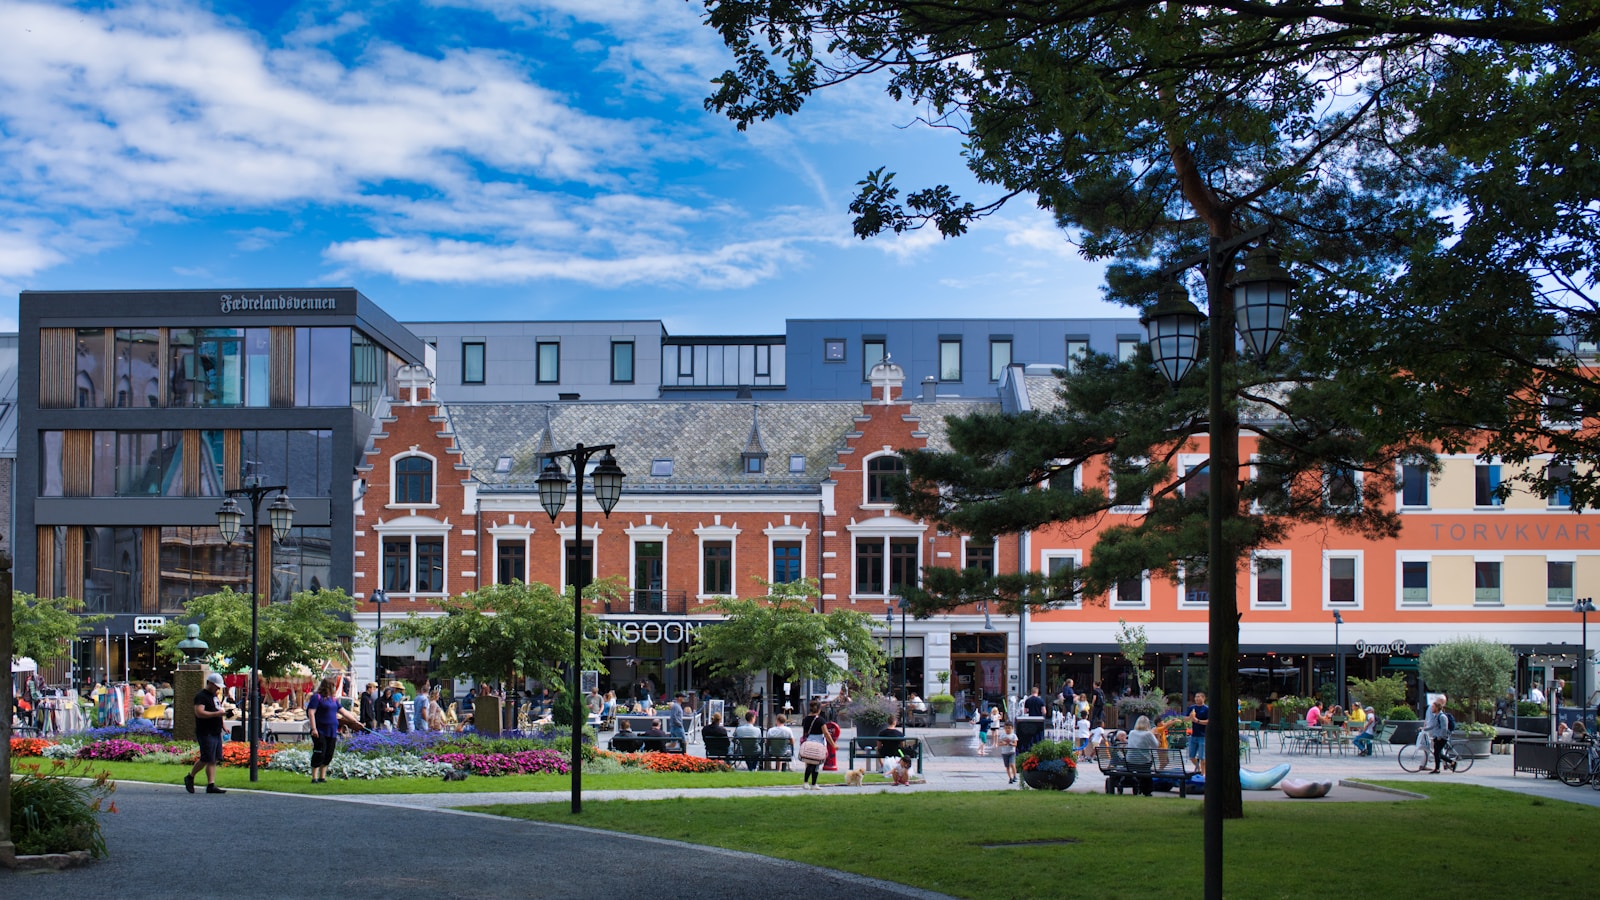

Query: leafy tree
(381, 579), (625, 690)
(686, 579), (887, 709)
(12, 593), (108, 666)
(698, 0), (1598, 820)
(1345, 673), (1410, 717)
(155, 588), (359, 677)
(1418, 637), (1516, 723)
(1115, 619), (1155, 697)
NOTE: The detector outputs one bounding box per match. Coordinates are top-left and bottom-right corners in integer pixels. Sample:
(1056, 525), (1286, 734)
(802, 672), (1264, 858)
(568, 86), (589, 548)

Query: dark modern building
(16, 289), (425, 684)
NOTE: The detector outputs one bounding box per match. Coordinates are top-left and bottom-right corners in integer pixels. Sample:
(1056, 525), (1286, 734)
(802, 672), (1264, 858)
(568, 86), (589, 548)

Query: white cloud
(0, 227), (67, 278)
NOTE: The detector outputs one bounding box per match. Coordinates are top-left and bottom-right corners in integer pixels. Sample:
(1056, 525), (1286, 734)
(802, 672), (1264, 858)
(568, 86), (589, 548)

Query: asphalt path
(0, 782), (950, 900)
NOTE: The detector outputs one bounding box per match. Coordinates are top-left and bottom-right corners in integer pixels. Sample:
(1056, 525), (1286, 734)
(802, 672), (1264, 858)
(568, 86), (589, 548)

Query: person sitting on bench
(873, 716), (905, 773)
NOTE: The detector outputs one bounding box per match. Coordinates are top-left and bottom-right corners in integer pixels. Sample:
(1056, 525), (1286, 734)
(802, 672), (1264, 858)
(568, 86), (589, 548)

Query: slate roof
(446, 396), (1000, 493)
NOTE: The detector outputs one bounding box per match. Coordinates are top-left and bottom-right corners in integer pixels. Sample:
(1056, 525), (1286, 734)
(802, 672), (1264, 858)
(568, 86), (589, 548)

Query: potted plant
(1017, 738), (1078, 790)
(849, 694), (898, 738)
(1116, 692), (1165, 729)
(1238, 696), (1261, 722)
(1418, 637), (1515, 734)
(928, 693), (957, 716)
(1451, 721), (1497, 758)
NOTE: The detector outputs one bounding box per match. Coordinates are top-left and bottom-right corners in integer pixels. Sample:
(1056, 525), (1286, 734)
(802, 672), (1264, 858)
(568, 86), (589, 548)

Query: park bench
(846, 736), (924, 774)
(607, 734), (686, 754)
(1092, 743), (1197, 797)
(704, 734), (794, 769)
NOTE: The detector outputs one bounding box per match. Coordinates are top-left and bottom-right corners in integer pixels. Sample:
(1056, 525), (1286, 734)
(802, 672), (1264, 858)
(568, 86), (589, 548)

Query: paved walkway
(7, 725), (1596, 898)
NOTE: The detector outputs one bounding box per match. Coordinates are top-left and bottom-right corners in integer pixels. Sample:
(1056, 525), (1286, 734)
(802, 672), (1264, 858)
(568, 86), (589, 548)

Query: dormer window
(495, 456), (512, 474)
(394, 455), (434, 504)
(651, 458), (674, 477)
(743, 452), (766, 474)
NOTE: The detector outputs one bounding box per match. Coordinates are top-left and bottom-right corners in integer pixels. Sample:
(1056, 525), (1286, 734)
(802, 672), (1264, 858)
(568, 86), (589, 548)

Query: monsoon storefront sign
(599, 620), (706, 646)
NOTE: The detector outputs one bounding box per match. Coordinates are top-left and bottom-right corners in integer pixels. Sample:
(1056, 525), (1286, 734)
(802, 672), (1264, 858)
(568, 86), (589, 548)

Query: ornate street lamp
(1332, 611), (1345, 710)
(216, 480), (295, 782)
(537, 443), (625, 814)
(1577, 598), (1595, 726)
(1143, 225), (1293, 900)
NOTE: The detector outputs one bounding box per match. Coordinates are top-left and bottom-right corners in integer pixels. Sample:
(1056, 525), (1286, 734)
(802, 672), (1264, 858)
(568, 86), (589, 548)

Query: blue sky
(0, 0), (1123, 334)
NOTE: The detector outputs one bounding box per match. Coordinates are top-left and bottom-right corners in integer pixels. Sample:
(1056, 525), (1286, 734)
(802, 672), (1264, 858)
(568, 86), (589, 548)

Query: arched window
(866, 455), (906, 504)
(395, 456), (434, 504)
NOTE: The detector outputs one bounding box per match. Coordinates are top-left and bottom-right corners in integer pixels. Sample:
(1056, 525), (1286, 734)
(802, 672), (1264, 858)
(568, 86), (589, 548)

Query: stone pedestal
(476, 697), (502, 737)
(172, 665), (207, 742)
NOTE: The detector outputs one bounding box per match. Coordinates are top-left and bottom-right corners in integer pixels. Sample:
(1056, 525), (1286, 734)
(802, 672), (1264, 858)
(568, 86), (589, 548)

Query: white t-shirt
(1075, 719), (1091, 740)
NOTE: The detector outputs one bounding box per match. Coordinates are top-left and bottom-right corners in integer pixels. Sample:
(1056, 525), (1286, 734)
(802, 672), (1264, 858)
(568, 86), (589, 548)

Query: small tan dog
(844, 767), (867, 787)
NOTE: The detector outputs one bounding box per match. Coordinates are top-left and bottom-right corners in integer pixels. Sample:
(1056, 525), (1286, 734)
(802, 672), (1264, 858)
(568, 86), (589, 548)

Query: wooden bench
(607, 734), (686, 754)
(1092, 743), (1197, 797)
(846, 736), (923, 774)
(704, 734), (793, 769)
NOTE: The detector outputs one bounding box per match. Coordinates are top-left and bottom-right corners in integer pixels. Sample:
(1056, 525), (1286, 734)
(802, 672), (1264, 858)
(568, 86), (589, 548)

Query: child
(1085, 723), (1107, 759)
(976, 706), (991, 755)
(997, 722), (1019, 784)
(890, 754), (913, 786)
(1074, 715), (1091, 754)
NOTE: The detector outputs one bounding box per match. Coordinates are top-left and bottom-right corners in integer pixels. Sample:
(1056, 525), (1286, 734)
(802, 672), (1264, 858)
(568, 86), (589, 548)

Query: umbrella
(11, 656), (38, 673)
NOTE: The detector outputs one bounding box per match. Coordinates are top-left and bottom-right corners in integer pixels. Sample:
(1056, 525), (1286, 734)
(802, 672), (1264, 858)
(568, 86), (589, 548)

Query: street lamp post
(537, 443), (625, 814)
(1142, 225), (1293, 900)
(1577, 598), (1595, 727)
(216, 480), (295, 782)
(372, 589), (389, 684)
(1332, 611), (1344, 711)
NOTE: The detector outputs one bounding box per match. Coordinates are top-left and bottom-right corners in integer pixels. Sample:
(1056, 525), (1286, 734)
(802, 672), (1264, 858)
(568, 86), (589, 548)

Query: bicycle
(1398, 738), (1474, 774)
(1555, 738), (1600, 787)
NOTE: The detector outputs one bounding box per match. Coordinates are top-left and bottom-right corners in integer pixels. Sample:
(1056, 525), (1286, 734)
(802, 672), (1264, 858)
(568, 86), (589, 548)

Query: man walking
(1424, 695), (1454, 773)
(358, 682), (379, 731)
(185, 673), (228, 795)
(668, 692), (688, 742)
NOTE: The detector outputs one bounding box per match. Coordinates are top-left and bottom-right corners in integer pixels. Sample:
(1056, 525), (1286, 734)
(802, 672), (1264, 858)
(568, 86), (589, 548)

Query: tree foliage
(698, 0), (1600, 602)
(685, 579), (887, 689)
(12, 593), (108, 665)
(1418, 637), (1516, 723)
(155, 588), (359, 677)
(381, 578), (625, 687)
(1345, 673), (1410, 716)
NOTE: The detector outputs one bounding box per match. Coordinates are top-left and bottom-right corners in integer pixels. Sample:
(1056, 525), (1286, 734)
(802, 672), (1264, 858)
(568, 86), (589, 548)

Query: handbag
(798, 738), (828, 765)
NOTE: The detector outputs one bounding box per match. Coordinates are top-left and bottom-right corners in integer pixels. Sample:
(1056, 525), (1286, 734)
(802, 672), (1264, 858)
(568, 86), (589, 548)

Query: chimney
(921, 376), (936, 402)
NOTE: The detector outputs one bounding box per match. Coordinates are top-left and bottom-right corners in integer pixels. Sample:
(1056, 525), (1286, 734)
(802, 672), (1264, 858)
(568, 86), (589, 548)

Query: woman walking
(799, 700), (833, 790)
(306, 676), (362, 784)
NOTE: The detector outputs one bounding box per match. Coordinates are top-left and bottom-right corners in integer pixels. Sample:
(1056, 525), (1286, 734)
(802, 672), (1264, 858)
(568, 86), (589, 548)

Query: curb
(1339, 779), (1428, 799)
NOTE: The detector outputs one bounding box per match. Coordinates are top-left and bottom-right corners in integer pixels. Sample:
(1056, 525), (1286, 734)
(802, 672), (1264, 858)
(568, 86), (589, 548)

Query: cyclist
(1423, 695), (1454, 773)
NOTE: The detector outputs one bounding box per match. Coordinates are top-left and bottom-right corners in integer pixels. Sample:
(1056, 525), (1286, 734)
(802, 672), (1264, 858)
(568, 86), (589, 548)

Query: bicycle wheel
(1451, 750), (1473, 774)
(1556, 750), (1588, 786)
(1398, 744), (1428, 773)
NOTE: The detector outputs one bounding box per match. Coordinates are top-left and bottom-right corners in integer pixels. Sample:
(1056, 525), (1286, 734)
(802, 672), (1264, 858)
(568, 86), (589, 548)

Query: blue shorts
(198, 733), (224, 763)
(1188, 734), (1206, 761)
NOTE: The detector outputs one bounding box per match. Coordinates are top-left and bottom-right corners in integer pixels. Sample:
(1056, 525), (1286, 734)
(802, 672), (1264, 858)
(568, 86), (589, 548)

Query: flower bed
(267, 749), (453, 780)
(220, 741), (286, 767)
(425, 749), (571, 776)
(76, 739), (153, 762)
(602, 752), (731, 774)
(11, 736), (55, 757)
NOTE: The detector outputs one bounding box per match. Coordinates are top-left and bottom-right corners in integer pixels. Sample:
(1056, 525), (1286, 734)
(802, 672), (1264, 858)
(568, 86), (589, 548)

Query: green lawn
(476, 782), (1599, 899)
(70, 760), (874, 795)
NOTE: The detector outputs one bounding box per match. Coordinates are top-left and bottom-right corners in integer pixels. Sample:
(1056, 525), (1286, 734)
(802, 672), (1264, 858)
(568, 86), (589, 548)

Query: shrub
(1346, 674), (1409, 715)
(10, 760), (117, 858)
(1517, 700), (1547, 717)
(43, 742), (81, 760)
(76, 739), (152, 762)
(849, 694), (899, 729)
(1419, 637), (1515, 724)
(425, 749), (570, 776)
(1386, 706), (1418, 721)
(1018, 738), (1078, 774)
(268, 749), (453, 780)
(11, 736), (55, 757)
(1274, 695), (1315, 722)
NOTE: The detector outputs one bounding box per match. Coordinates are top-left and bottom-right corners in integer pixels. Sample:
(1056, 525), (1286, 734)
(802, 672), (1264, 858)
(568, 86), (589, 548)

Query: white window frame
(486, 519), (536, 586)
(1040, 550), (1083, 608)
(1324, 465), (1361, 510)
(961, 535), (1000, 576)
(1179, 453), (1209, 500)
(863, 450), (905, 507)
(846, 516), (928, 601)
(626, 520), (674, 608)
(1473, 556), (1504, 606)
(1179, 562), (1209, 609)
(389, 450), (440, 510)
(1109, 457), (1151, 513)
(1398, 461), (1430, 509)
(1250, 551), (1291, 610)
(695, 522), (742, 600)
(1047, 459), (1082, 493)
(1397, 554), (1431, 607)
(372, 515), (452, 598)
(1546, 553), (1576, 607)
(1323, 551), (1363, 609)
(554, 523), (604, 590)
(1109, 570), (1149, 609)
(764, 521), (810, 585)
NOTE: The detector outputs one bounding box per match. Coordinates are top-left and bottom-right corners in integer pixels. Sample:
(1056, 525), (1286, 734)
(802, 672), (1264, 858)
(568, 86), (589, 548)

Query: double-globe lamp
(216, 485), (295, 782)
(536, 443), (625, 814)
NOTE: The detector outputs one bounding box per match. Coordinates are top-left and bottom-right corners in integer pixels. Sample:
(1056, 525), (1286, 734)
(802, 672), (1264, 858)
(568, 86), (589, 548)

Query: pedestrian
(798, 699), (832, 790)
(391, 683), (410, 733)
(1424, 695), (1454, 773)
(413, 684), (430, 734)
(307, 675), (362, 784)
(1185, 690), (1209, 776)
(997, 721), (1019, 784)
(668, 692), (688, 742)
(185, 673), (228, 795)
(976, 704), (992, 754)
(358, 682), (378, 731)
(427, 686), (446, 732)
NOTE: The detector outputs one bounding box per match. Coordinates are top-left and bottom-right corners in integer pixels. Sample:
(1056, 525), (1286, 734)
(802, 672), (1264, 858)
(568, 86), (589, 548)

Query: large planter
(1388, 720), (1422, 746)
(1020, 766), (1078, 790)
(1450, 733), (1494, 759)
(855, 722), (887, 739)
